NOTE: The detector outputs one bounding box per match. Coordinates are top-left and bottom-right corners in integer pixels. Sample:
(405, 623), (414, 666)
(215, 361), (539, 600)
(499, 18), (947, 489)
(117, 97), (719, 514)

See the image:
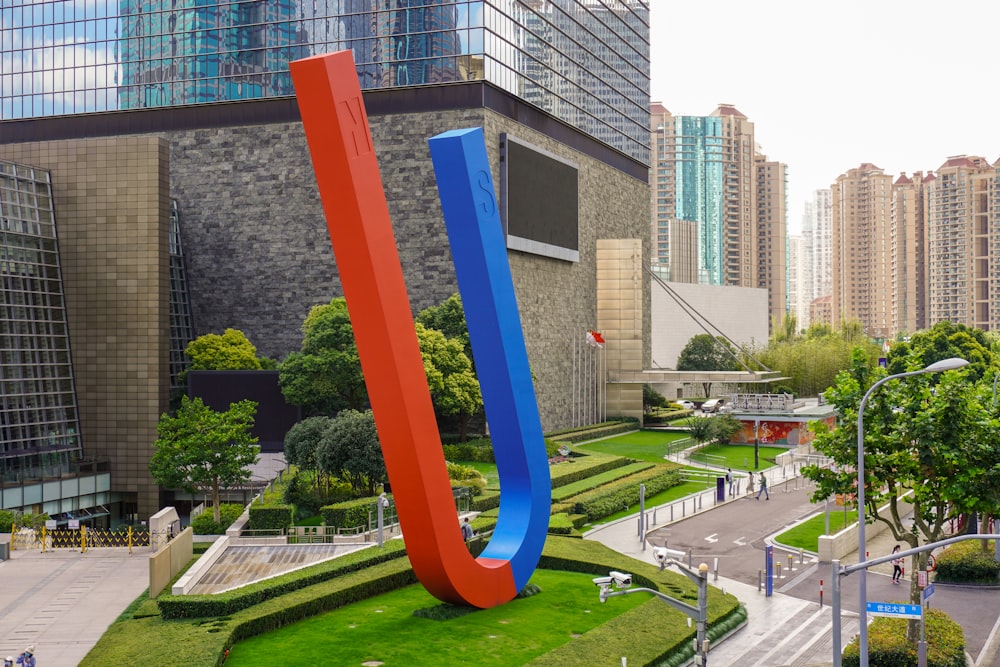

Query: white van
(700, 398), (726, 413)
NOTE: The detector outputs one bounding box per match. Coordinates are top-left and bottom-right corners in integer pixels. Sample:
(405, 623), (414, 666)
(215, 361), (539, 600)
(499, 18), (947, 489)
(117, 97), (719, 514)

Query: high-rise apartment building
(2, 2), (651, 521)
(810, 189), (833, 301)
(788, 231), (810, 329)
(649, 102), (787, 325)
(831, 163), (893, 338)
(925, 156), (998, 330)
(889, 171), (928, 334)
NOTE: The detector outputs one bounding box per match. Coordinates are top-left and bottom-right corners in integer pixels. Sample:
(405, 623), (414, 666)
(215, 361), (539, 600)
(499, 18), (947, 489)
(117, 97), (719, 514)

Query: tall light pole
(855, 357), (968, 667)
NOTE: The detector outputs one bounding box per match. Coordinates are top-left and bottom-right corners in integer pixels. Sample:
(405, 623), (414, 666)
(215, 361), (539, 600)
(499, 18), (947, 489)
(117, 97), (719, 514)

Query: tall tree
(415, 322), (482, 441)
(279, 298), (367, 416)
(284, 416), (334, 490)
(886, 320), (996, 382)
(416, 293), (471, 363)
(150, 396), (260, 522)
(803, 349), (998, 636)
(316, 409), (386, 497)
(676, 334), (739, 396)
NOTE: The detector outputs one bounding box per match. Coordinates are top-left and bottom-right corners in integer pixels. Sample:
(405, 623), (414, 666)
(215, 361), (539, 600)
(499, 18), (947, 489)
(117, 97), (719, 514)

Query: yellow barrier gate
(10, 525), (152, 554)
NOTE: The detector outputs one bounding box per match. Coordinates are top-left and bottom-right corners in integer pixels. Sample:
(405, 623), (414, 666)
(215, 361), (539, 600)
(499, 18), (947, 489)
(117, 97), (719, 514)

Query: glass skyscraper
(1, 0), (650, 163)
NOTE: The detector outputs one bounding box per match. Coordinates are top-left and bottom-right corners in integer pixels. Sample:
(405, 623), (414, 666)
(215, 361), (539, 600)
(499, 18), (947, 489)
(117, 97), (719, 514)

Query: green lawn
(463, 461), (500, 489)
(573, 429), (691, 462)
(774, 507), (858, 551)
(687, 443), (789, 472)
(222, 570), (649, 666)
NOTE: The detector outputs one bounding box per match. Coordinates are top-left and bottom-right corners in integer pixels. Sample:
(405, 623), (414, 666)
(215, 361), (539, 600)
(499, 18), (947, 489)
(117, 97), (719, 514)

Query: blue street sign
(922, 583), (935, 602)
(867, 602), (922, 619)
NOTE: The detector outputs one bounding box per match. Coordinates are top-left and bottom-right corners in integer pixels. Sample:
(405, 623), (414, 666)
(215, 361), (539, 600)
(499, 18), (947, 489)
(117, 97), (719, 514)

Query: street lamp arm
(603, 586), (700, 617)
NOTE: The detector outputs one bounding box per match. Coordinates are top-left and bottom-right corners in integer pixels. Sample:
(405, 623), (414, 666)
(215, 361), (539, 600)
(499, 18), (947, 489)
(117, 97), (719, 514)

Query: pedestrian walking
(15, 646), (34, 667)
(747, 470), (755, 496)
(891, 544), (903, 584)
(461, 517), (474, 541)
(755, 471), (769, 500)
(726, 468), (734, 497)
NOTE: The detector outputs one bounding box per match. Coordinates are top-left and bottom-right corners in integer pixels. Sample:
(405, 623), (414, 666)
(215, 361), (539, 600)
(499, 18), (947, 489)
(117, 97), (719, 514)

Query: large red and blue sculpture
(290, 51), (550, 608)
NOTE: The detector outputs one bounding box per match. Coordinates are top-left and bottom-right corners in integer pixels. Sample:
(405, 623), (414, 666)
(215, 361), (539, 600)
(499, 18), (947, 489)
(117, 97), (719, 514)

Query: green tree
(676, 334), (739, 396)
(709, 413), (743, 445)
(150, 396), (260, 523)
(416, 293), (471, 362)
(686, 416), (714, 447)
(279, 298), (367, 416)
(316, 409), (386, 497)
(887, 320), (997, 383)
(643, 384), (669, 411)
(802, 349), (999, 632)
(284, 416), (335, 491)
(415, 322), (482, 441)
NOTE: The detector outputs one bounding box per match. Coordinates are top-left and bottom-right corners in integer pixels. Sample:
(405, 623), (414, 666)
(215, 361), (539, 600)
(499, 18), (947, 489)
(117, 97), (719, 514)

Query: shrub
(0, 509), (14, 532)
(320, 496), (382, 530)
(445, 462), (487, 496)
(842, 607), (965, 667)
(442, 436), (495, 463)
(248, 505), (294, 532)
(191, 504), (245, 535)
(934, 539), (1000, 584)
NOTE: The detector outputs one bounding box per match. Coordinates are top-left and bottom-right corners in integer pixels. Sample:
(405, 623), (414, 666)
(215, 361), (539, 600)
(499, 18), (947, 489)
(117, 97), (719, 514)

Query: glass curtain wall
(0, 161), (83, 485)
(2, 1), (650, 164)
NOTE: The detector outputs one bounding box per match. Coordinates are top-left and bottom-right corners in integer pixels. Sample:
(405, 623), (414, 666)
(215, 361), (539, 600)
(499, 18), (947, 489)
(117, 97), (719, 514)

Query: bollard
(714, 557), (719, 582)
(776, 561), (782, 579)
(788, 554), (794, 572)
(653, 507), (658, 525)
(799, 548), (805, 565)
(670, 505), (674, 522)
(758, 569), (762, 592)
(820, 578), (824, 607)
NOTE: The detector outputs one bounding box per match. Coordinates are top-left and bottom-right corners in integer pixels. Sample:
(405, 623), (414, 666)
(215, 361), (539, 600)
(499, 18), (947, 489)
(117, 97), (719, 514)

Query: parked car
(700, 398), (726, 413)
(677, 400), (695, 410)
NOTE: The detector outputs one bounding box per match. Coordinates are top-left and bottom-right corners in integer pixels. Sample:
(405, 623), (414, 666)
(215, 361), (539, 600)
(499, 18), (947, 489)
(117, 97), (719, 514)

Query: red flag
(586, 330), (605, 348)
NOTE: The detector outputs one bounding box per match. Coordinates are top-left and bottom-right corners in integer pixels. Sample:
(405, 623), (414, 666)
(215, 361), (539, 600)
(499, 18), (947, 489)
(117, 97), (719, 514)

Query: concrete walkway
(0, 544), (151, 667)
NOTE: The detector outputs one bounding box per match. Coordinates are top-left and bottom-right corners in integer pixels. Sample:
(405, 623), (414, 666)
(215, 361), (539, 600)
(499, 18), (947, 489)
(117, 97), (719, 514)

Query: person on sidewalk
(726, 468), (734, 497)
(891, 544), (903, 584)
(755, 471), (769, 500)
(15, 646), (34, 667)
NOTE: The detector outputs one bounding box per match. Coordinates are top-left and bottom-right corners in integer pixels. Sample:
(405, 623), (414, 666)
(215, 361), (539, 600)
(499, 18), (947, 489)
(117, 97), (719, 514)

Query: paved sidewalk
(0, 543), (150, 667)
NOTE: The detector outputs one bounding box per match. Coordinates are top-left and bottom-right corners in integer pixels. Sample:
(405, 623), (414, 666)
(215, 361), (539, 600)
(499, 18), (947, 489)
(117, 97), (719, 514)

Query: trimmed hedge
(156, 539), (410, 619)
(549, 455), (636, 489)
(842, 607), (965, 667)
(565, 467), (683, 521)
(548, 422), (638, 444)
(934, 539), (1000, 584)
(319, 496), (381, 530)
(552, 462), (655, 502)
(247, 505), (293, 532)
(442, 437), (495, 463)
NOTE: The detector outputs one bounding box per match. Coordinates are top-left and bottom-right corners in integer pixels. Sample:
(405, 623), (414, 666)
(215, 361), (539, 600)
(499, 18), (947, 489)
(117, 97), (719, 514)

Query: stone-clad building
(0, 1), (652, 522)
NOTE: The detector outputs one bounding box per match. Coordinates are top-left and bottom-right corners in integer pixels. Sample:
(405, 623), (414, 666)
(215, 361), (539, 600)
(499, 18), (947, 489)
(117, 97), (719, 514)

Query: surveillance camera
(652, 546), (685, 564)
(592, 576), (614, 587)
(609, 571), (632, 588)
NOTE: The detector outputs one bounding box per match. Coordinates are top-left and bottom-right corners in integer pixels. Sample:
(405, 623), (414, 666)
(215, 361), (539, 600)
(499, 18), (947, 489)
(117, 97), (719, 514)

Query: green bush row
(192, 504), (246, 535)
(157, 539), (409, 619)
(247, 505), (294, 531)
(548, 421), (638, 444)
(543, 418), (638, 439)
(549, 455), (636, 489)
(223, 561), (418, 653)
(565, 467), (682, 521)
(547, 513), (576, 535)
(644, 409), (692, 424)
(552, 462), (656, 502)
(842, 607), (965, 667)
(471, 490), (501, 512)
(442, 437), (495, 463)
(319, 496), (381, 530)
(934, 539), (1000, 584)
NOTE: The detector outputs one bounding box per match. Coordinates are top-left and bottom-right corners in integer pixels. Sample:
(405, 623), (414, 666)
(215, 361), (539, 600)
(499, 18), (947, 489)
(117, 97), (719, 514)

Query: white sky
(649, 0), (1000, 234)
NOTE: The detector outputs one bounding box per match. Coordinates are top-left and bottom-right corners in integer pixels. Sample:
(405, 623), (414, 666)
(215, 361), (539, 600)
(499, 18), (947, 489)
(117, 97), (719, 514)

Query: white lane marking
(704, 533), (718, 543)
(734, 536), (747, 546)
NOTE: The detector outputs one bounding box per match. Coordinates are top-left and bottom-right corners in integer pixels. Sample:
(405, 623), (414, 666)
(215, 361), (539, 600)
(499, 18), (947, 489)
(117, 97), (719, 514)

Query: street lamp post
(855, 357), (968, 667)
